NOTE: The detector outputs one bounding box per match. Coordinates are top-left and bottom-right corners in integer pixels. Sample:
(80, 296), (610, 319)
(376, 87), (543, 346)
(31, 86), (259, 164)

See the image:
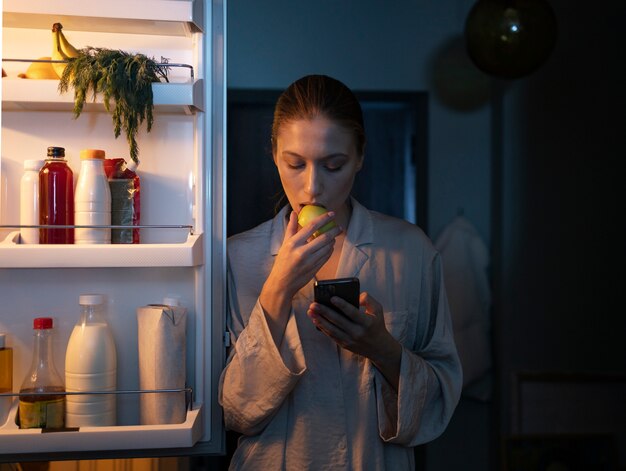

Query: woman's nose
(304, 165), (322, 197)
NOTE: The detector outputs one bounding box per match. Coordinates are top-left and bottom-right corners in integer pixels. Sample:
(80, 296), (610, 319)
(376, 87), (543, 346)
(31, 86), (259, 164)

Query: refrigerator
(0, 0), (227, 461)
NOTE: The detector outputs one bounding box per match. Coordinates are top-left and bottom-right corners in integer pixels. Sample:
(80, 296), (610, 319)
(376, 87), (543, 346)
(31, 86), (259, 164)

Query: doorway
(224, 89), (430, 467)
(226, 89), (428, 237)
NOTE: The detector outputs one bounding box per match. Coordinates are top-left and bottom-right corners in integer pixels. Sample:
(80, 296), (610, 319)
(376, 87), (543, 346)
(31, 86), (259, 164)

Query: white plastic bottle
(65, 294), (117, 427)
(74, 149), (111, 244)
(19, 159), (46, 244)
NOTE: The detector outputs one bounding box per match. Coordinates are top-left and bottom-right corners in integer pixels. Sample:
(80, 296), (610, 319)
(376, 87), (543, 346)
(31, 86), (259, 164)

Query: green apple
(297, 204), (337, 238)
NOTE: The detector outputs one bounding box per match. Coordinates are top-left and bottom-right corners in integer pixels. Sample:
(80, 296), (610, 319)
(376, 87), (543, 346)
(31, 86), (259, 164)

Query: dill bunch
(58, 47), (169, 164)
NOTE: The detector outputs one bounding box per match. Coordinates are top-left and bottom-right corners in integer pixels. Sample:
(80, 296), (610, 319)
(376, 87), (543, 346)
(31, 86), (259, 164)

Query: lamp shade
(465, 0), (557, 79)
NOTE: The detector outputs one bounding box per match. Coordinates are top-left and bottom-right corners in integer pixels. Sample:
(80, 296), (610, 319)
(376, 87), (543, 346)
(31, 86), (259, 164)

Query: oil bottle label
(18, 397), (65, 429)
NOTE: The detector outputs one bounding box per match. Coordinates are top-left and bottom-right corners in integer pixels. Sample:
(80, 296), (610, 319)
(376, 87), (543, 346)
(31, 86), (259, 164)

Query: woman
(219, 75), (462, 470)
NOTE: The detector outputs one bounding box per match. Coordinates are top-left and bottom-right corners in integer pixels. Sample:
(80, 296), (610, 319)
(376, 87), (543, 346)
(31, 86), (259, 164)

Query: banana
(18, 57), (60, 80)
(51, 23), (79, 78)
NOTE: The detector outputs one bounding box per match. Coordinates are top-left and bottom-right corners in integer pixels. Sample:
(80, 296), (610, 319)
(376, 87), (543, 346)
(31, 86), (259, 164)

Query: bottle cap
(163, 297), (180, 307)
(47, 147), (65, 158)
(79, 294), (104, 305)
(34, 317), (53, 329)
(0, 333), (5, 348)
(24, 159), (46, 171)
(80, 149), (106, 160)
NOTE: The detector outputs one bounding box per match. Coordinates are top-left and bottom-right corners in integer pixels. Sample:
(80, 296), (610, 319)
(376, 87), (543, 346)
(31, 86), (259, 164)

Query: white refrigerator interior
(0, 0), (226, 457)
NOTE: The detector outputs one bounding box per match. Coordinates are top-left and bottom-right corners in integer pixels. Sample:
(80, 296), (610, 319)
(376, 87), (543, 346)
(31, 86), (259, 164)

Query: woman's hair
(271, 75), (366, 156)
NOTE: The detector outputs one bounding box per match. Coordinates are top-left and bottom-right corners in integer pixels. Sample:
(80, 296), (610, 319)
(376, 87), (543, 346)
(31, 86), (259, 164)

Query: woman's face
(274, 116), (363, 227)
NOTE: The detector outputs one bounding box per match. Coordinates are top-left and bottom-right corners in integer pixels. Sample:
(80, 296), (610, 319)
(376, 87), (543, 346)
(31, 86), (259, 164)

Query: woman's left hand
(307, 292), (402, 389)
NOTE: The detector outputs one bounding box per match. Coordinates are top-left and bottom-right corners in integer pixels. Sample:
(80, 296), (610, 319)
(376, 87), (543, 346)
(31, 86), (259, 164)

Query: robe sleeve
(375, 252), (463, 446)
(218, 264), (307, 436)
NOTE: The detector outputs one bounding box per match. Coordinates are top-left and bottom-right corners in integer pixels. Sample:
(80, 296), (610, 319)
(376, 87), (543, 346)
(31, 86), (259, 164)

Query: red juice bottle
(39, 147), (74, 244)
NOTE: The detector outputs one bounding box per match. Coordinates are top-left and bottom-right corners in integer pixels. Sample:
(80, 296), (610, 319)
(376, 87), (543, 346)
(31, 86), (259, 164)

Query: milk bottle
(65, 294), (117, 427)
(75, 149), (111, 244)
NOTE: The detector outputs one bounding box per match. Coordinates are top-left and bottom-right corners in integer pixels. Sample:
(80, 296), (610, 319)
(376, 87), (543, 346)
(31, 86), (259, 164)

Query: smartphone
(314, 277), (360, 314)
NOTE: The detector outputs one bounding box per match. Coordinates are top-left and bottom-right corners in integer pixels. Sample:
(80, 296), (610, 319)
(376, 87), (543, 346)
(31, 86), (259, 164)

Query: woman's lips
(300, 202), (325, 210)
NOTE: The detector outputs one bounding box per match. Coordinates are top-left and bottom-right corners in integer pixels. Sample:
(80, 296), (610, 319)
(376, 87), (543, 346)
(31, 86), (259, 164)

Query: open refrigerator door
(0, 0), (227, 460)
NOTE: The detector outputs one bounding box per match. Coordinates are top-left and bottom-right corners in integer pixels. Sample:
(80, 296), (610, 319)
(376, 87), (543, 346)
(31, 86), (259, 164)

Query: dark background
(212, 1), (626, 469)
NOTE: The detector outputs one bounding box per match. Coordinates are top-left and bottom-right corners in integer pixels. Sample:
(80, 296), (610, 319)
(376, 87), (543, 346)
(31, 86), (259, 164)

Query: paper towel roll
(137, 301), (187, 425)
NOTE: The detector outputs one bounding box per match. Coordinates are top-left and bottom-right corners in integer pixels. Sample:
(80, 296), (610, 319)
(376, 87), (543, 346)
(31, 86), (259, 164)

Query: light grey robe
(219, 198), (462, 470)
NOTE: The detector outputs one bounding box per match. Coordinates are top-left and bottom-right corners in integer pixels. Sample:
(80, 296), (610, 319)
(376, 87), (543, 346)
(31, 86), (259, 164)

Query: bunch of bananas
(18, 23), (79, 80)
(51, 22), (79, 77)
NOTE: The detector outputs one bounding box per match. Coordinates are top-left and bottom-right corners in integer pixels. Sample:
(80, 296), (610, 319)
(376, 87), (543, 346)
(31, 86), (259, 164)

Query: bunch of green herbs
(58, 47), (169, 164)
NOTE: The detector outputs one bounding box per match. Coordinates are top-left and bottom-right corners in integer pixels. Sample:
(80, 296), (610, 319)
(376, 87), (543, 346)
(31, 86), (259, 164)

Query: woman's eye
(287, 163), (304, 169)
(325, 165), (343, 172)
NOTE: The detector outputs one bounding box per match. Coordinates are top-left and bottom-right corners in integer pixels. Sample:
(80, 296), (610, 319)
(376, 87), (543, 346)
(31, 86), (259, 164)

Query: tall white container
(19, 159), (46, 244)
(137, 297), (187, 425)
(75, 149), (111, 244)
(65, 294), (117, 427)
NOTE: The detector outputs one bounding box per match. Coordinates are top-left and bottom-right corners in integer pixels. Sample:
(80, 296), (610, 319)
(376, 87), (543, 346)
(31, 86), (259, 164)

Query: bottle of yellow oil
(0, 332), (14, 424)
(18, 318), (65, 429)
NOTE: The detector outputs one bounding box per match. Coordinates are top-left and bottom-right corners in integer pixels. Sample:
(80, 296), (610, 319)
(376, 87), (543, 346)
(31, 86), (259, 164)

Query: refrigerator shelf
(1, 77), (204, 114)
(2, 0), (203, 37)
(0, 401), (203, 454)
(0, 231), (204, 268)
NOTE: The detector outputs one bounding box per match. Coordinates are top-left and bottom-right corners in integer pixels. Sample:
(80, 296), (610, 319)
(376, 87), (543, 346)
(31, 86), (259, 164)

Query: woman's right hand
(259, 210), (341, 343)
(269, 210), (341, 298)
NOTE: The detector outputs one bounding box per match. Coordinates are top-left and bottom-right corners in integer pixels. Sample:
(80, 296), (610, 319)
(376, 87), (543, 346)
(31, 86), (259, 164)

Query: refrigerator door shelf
(2, 0), (203, 37)
(0, 401), (203, 454)
(0, 231), (203, 268)
(1, 78), (204, 114)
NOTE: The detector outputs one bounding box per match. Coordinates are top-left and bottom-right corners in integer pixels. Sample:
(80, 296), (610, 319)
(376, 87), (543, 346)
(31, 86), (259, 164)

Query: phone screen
(314, 277), (360, 313)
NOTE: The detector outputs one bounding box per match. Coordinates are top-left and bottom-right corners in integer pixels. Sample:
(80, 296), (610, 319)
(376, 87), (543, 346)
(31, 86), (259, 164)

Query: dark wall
(497, 0), (625, 443)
